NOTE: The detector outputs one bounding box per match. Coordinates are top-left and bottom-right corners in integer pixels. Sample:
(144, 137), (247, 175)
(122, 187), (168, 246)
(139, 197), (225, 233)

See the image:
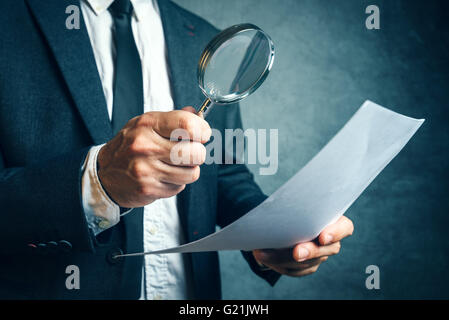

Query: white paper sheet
(119, 101), (424, 257)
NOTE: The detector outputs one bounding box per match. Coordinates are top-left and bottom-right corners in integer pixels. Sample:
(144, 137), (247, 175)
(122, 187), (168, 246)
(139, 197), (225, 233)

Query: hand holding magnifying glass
(196, 24), (275, 118)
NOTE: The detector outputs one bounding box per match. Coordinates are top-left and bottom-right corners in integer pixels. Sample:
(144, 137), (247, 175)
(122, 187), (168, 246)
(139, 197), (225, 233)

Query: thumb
(182, 106), (204, 119)
(318, 216), (354, 246)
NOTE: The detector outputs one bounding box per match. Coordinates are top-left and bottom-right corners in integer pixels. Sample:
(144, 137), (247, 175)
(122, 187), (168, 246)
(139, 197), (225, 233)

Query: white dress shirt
(80, 0), (192, 300)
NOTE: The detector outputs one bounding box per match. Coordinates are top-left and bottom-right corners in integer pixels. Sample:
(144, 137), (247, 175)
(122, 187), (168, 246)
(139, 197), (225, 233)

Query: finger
(139, 130), (206, 167)
(156, 161), (201, 185)
(125, 124), (177, 158)
(253, 248), (293, 267)
(282, 264), (322, 277)
(165, 140), (207, 167)
(274, 256), (328, 270)
(250, 253), (287, 276)
(157, 181), (186, 198)
(181, 106), (197, 114)
(135, 177), (185, 199)
(254, 246), (331, 268)
(293, 241), (341, 262)
(318, 216), (354, 246)
(154, 110), (211, 143)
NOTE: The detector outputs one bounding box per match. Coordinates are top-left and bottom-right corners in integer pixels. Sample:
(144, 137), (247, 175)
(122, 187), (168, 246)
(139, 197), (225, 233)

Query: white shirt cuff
(81, 144), (121, 236)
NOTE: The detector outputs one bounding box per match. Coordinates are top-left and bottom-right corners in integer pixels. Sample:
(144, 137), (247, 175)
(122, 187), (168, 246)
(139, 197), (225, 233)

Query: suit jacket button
(58, 240), (72, 252)
(106, 248), (123, 265)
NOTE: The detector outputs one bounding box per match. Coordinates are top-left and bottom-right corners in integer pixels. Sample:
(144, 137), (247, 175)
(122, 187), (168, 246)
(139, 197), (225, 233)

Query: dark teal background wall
(173, 0), (449, 299)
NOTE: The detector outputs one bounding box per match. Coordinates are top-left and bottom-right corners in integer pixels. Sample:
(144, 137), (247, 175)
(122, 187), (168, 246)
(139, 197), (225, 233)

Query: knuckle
(134, 115), (147, 128)
(168, 142), (185, 165)
(192, 143), (206, 165)
(135, 113), (155, 128)
(202, 122), (212, 142)
(305, 244), (318, 259)
(130, 134), (161, 156)
(114, 128), (126, 141)
(128, 134), (146, 154)
(170, 128), (190, 141)
(333, 242), (341, 254)
(150, 142), (164, 156)
(130, 161), (147, 179)
(199, 144), (207, 163)
(348, 220), (355, 235)
(178, 114), (196, 134)
(129, 143), (141, 154)
(137, 185), (155, 198)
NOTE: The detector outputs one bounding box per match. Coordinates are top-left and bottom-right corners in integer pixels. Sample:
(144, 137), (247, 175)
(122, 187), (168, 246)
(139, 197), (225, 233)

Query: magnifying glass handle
(197, 98), (213, 118)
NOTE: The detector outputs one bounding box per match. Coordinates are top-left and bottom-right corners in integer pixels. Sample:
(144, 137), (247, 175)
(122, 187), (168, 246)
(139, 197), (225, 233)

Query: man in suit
(0, 0), (354, 299)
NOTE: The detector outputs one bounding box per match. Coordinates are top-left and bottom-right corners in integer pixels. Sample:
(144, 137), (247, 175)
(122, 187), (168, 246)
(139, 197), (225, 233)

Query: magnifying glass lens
(197, 24), (274, 117)
(203, 30), (272, 102)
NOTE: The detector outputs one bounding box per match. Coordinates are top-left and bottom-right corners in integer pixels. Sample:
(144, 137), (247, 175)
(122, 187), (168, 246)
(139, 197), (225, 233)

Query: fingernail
(324, 234), (334, 245)
(297, 247), (309, 261)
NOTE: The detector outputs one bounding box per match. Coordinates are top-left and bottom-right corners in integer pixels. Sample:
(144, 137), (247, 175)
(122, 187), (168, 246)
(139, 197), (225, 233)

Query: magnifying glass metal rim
(197, 23), (275, 107)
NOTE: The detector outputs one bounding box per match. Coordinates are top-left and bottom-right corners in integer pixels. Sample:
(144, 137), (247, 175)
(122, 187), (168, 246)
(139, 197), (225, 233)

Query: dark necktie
(109, 0), (143, 135)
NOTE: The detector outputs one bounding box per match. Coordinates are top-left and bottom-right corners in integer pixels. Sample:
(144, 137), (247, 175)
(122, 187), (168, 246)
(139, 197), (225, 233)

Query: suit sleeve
(215, 104), (281, 286)
(0, 146), (95, 255)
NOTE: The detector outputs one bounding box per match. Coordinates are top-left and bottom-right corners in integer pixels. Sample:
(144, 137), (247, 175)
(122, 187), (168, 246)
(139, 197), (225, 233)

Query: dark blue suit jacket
(0, 0), (280, 299)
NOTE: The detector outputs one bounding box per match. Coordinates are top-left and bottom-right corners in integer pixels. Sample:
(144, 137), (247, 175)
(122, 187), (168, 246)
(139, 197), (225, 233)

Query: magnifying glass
(196, 23), (275, 118)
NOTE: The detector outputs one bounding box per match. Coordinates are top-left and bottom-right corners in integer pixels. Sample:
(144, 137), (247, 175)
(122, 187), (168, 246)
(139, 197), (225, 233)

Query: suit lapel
(158, 0), (204, 111)
(26, 0), (113, 145)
